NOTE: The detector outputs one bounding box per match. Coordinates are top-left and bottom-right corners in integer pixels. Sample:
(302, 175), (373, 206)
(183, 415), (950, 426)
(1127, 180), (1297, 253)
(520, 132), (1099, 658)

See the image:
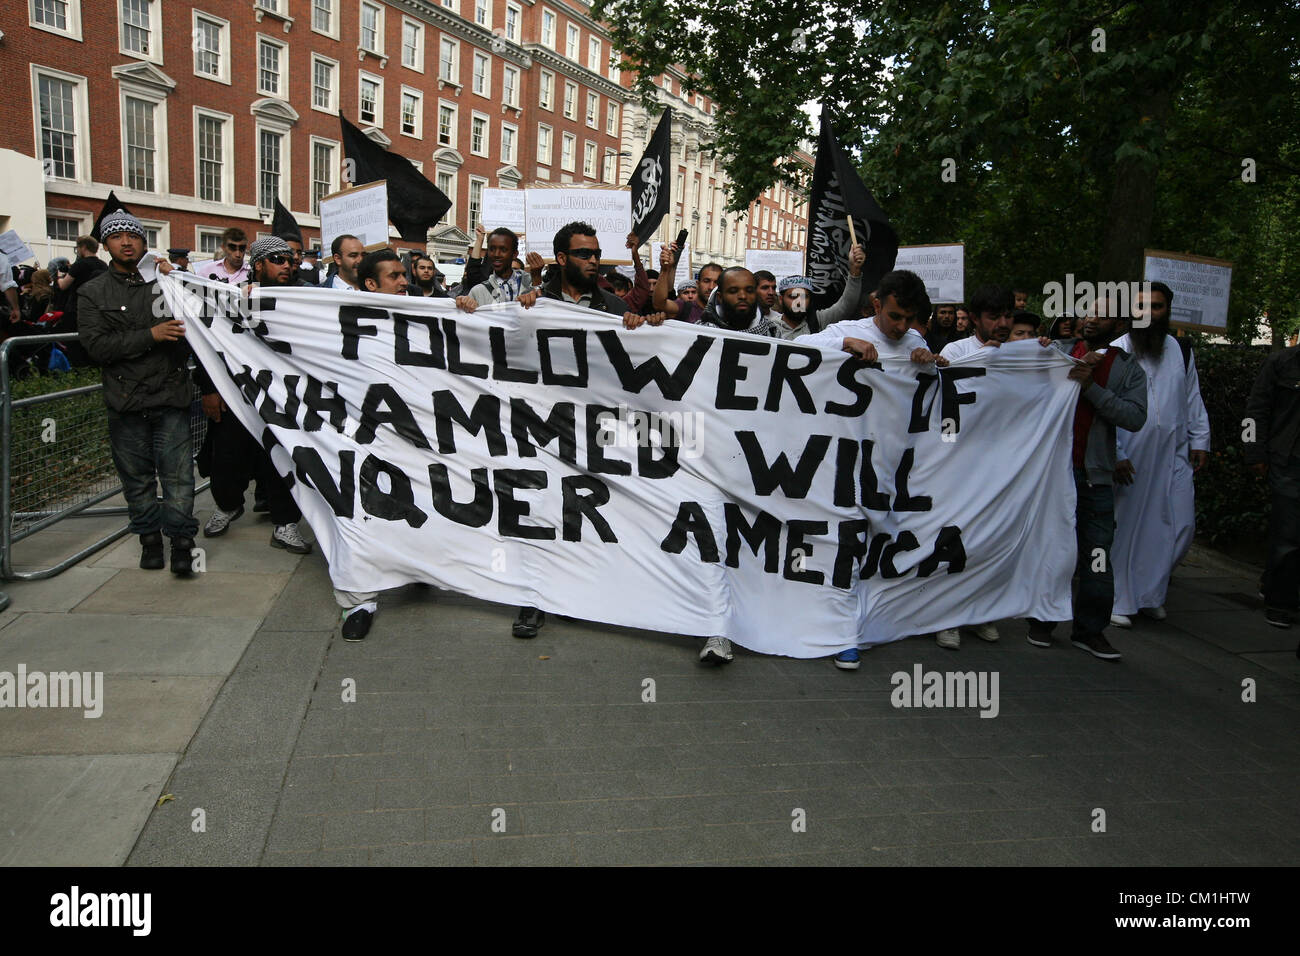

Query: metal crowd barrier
(1, 333), (210, 581)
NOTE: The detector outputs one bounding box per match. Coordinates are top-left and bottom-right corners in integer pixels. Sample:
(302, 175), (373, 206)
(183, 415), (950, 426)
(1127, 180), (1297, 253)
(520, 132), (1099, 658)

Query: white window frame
(440, 0), (458, 11)
(541, 8), (556, 49)
(118, 85), (168, 194)
(435, 168), (456, 225)
(562, 81), (577, 120)
(193, 106), (233, 205)
(560, 131), (575, 172)
(359, 1), (384, 56)
(45, 208), (92, 243)
(472, 52), (491, 98)
(502, 65), (520, 108)
(257, 34), (289, 99)
(606, 101), (619, 136)
(583, 140), (597, 179)
(469, 111), (490, 158)
(437, 100), (458, 148)
(504, 2), (521, 43)
(309, 135), (341, 216)
(473, 0), (490, 29)
(400, 86), (423, 139)
(311, 0), (338, 39)
(602, 149), (617, 184)
(439, 37), (460, 86)
(136, 218), (169, 252)
(32, 66), (91, 185)
(500, 121), (517, 165)
(118, 0), (161, 64)
(565, 23), (580, 61)
(467, 175), (488, 231)
(401, 17), (424, 72)
(196, 226), (226, 257)
(536, 124), (552, 166)
(29, 0), (83, 41)
(588, 36), (601, 74)
(256, 121), (292, 213)
(358, 71), (384, 127)
(585, 91), (599, 128)
(191, 11), (229, 84)
(311, 54), (339, 114)
(538, 69), (554, 110)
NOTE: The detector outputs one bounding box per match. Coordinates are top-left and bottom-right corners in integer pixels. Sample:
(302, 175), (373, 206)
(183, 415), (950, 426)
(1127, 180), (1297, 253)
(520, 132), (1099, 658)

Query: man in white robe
(1109, 282), (1210, 625)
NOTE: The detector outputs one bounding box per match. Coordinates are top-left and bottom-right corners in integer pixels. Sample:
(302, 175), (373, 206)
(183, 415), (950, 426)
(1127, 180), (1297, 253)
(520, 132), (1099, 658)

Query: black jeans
(208, 414), (300, 526)
(106, 406), (198, 539)
(1262, 455), (1300, 611)
(1030, 468), (1115, 638)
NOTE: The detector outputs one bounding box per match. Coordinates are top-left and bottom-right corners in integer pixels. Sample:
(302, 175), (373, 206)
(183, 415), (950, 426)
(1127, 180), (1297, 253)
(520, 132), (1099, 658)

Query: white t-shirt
(329, 273), (357, 291)
(799, 316), (930, 358)
(939, 335), (991, 362)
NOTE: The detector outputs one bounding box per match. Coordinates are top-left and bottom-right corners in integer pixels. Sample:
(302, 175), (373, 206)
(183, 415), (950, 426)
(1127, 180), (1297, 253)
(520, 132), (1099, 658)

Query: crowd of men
(9, 208), (1299, 666)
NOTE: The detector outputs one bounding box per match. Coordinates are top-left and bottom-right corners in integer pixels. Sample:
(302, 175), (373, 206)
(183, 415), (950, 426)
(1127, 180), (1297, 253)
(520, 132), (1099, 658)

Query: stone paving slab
(73, 569), (291, 618)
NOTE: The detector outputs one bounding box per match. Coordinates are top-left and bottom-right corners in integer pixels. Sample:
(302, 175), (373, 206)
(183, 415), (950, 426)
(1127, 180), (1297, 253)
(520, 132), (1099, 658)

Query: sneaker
(139, 531), (164, 570)
(512, 606), (545, 638)
(270, 522), (312, 554)
(1110, 613), (1132, 628)
(203, 505), (244, 538)
(936, 628), (960, 649)
(971, 622), (1000, 642)
(834, 648), (860, 670)
(699, 636), (734, 665)
(341, 607), (373, 642)
(1027, 626), (1053, 648)
(1264, 607), (1294, 629)
(1140, 605), (1167, 621)
(1072, 633), (1122, 660)
(169, 537), (196, 576)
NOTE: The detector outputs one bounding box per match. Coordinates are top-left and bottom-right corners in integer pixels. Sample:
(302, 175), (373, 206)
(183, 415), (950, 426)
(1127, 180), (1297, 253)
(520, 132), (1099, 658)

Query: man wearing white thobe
(1109, 282), (1210, 625)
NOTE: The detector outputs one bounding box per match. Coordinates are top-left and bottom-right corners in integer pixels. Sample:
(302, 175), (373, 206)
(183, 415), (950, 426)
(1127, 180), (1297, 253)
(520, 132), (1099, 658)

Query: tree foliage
(595, 0), (1300, 341)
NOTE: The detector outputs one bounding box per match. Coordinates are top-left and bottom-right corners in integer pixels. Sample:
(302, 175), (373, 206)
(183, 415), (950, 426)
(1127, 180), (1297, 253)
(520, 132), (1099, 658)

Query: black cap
(167, 248), (191, 258)
(304, 248), (321, 257)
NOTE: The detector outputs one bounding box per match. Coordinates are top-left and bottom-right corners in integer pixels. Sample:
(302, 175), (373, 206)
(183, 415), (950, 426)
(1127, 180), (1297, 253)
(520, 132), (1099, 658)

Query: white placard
(524, 186), (632, 265)
(650, 242), (690, 290)
(483, 188), (527, 233)
(0, 230), (36, 264)
(319, 181), (390, 253)
(1143, 250), (1233, 331)
(894, 243), (965, 304)
(744, 249), (804, 282)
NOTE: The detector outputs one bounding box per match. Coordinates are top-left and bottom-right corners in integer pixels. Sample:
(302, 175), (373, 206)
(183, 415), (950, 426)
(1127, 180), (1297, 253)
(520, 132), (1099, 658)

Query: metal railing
(1, 333), (209, 581)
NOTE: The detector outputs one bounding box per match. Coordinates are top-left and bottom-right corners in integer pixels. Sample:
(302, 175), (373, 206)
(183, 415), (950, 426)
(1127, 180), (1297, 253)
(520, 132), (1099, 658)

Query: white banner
(319, 181), (390, 253)
(894, 243), (965, 304)
(1143, 249), (1233, 331)
(164, 275), (1080, 657)
(650, 241), (691, 290)
(525, 186), (632, 265)
(744, 249), (804, 282)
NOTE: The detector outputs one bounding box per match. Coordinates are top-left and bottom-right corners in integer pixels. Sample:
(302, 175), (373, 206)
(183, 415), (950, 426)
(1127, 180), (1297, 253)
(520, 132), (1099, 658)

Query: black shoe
(1027, 625), (1053, 648)
(1265, 607), (1294, 629)
(1071, 632), (1121, 660)
(342, 608), (373, 642)
(252, 493), (269, 515)
(170, 537), (196, 576)
(139, 532), (164, 570)
(512, 606), (545, 638)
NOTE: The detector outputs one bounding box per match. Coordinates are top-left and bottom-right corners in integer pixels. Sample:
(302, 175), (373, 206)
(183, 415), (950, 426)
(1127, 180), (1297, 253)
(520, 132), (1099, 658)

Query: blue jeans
(106, 406), (198, 539)
(1262, 456), (1300, 611)
(1030, 468), (1115, 639)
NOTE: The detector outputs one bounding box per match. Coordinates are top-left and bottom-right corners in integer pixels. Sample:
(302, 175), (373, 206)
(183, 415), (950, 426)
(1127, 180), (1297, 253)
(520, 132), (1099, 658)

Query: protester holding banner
(409, 254), (451, 298)
(940, 286), (1014, 362)
(195, 228), (250, 285)
(358, 249), (410, 295)
(1109, 283), (1210, 627)
(463, 228), (532, 307)
(328, 235), (366, 291)
(1028, 306), (1148, 660)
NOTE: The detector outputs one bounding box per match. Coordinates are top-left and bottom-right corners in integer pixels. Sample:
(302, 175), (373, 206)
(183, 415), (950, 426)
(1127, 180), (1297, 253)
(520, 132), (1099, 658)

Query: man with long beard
(1108, 282), (1210, 627)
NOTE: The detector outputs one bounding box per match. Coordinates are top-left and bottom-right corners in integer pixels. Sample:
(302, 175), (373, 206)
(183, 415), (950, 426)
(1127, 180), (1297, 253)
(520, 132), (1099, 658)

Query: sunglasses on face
(565, 247), (601, 260)
(227, 244), (247, 252)
(263, 254), (290, 265)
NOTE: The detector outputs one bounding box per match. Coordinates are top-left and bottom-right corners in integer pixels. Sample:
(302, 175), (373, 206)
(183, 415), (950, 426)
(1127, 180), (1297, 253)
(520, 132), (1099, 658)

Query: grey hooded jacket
(1052, 338), (1148, 485)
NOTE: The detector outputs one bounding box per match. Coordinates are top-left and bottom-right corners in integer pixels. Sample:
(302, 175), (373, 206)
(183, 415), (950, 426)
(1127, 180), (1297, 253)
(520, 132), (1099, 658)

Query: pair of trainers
(204, 506), (311, 555)
(936, 623), (1000, 649)
(1027, 625), (1121, 660)
(1110, 605), (1166, 628)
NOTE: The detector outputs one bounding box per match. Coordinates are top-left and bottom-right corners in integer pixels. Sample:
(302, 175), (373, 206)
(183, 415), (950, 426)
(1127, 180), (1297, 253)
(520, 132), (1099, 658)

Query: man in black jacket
(1246, 343), (1300, 636)
(77, 211), (198, 574)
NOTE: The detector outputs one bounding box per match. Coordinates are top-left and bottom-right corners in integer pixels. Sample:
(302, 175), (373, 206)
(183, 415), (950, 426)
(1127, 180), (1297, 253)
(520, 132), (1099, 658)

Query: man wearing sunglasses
(195, 227), (250, 285)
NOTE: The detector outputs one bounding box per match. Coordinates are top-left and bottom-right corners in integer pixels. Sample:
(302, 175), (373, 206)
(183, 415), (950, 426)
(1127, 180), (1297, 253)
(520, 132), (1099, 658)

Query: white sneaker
(1110, 613), (1133, 628)
(271, 522), (312, 554)
(203, 505), (243, 537)
(937, 628), (961, 649)
(972, 622), (1000, 642)
(699, 636), (734, 665)
(1140, 605), (1167, 620)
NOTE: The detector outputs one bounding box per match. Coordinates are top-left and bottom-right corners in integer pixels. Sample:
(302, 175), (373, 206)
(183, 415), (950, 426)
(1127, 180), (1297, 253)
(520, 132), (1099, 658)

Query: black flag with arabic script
(340, 114), (452, 242)
(806, 108), (898, 312)
(628, 107), (672, 242)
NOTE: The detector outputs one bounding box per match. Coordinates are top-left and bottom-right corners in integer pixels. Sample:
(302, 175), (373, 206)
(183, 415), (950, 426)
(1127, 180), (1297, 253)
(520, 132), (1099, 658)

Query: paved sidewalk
(2, 494), (1298, 866)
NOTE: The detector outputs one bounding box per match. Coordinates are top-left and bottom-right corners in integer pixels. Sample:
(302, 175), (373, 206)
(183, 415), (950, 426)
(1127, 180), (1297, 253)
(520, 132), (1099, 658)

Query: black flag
(271, 198), (303, 243)
(628, 107), (672, 242)
(91, 191), (131, 242)
(806, 107), (898, 312)
(340, 114), (452, 242)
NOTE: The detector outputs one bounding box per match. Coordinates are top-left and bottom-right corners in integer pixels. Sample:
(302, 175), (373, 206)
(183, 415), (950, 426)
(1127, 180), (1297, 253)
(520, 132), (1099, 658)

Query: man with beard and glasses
(1108, 281), (1210, 627)
(196, 236), (313, 557)
(1026, 306), (1148, 660)
(940, 285), (1015, 362)
(408, 254), (451, 298)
